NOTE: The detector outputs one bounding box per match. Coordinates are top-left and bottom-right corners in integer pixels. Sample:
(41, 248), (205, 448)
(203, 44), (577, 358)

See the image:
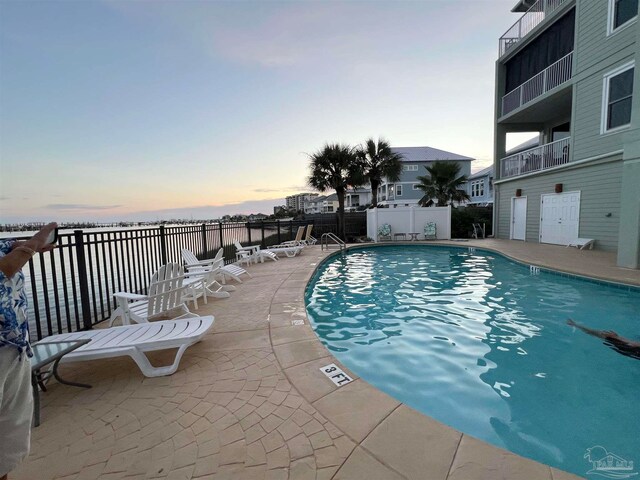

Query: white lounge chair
(108, 264), (197, 326)
(181, 248), (250, 284)
(281, 226), (306, 247)
(303, 225), (317, 245)
(567, 238), (595, 250)
(262, 244), (304, 257)
(38, 317), (215, 377)
(234, 241), (277, 264)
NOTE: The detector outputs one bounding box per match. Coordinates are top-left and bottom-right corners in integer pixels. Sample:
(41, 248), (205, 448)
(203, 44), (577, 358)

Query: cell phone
(45, 228), (58, 245)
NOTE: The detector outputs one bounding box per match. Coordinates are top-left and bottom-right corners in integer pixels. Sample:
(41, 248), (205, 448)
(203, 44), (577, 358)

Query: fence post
(277, 220), (281, 244)
(201, 223), (208, 257)
(218, 222), (224, 250)
(289, 220), (293, 241)
(73, 230), (93, 330)
(159, 225), (167, 265)
(247, 222), (252, 244)
(261, 221), (266, 248)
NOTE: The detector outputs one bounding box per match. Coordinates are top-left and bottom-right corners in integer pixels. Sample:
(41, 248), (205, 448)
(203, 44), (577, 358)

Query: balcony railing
(501, 51), (573, 116)
(499, 0), (568, 56)
(500, 137), (570, 178)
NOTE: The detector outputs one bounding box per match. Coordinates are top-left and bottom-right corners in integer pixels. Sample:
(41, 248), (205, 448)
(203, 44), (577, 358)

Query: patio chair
(424, 222), (437, 240)
(303, 225), (317, 245)
(38, 316), (215, 377)
(567, 238), (595, 250)
(472, 223), (485, 239)
(182, 248), (250, 284)
(108, 263), (198, 327)
(378, 224), (392, 242)
(262, 244), (304, 257)
(234, 241), (277, 264)
(281, 226), (306, 247)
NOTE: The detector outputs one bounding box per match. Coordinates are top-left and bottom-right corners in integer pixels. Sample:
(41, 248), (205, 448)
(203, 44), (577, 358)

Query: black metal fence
(13, 214), (366, 341)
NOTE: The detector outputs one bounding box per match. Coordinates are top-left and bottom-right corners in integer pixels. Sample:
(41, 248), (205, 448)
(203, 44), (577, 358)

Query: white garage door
(540, 192), (580, 246)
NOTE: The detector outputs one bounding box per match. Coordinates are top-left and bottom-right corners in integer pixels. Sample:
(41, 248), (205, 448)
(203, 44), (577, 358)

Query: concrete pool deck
(14, 240), (636, 480)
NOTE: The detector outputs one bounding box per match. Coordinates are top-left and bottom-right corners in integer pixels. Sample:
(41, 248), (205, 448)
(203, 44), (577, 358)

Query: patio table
(408, 233), (420, 241)
(31, 339), (92, 426)
(393, 233), (406, 241)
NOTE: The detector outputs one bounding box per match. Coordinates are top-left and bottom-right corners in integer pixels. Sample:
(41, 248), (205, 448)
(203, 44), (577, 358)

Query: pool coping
(271, 243), (588, 479)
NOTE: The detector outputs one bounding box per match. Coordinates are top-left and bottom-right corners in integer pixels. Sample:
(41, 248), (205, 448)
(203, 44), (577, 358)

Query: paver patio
(14, 240), (636, 480)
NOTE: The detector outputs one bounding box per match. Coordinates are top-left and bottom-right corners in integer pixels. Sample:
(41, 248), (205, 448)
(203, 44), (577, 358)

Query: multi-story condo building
(493, 0), (639, 268)
(378, 146), (474, 207)
(286, 193), (319, 212)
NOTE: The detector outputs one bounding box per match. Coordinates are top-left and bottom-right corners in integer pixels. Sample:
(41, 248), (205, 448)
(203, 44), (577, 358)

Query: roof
(391, 146), (474, 162)
(506, 136), (539, 155)
(325, 193), (338, 201)
(511, 0), (537, 12)
(468, 165), (494, 180)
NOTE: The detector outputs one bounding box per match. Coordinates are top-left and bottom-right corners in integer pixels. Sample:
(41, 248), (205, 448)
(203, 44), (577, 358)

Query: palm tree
(357, 138), (404, 207)
(308, 143), (365, 239)
(415, 161), (470, 207)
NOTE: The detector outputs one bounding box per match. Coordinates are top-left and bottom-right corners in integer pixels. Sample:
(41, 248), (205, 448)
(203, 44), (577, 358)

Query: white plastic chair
(38, 316), (215, 377)
(234, 241), (277, 263)
(108, 263), (196, 326)
(182, 248), (251, 284)
(281, 226), (306, 247)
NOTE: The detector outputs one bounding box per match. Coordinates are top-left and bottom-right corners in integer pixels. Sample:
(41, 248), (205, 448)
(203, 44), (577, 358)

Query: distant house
(464, 166), (494, 206)
(345, 187), (373, 211)
(377, 146), (474, 207)
(304, 194), (339, 214)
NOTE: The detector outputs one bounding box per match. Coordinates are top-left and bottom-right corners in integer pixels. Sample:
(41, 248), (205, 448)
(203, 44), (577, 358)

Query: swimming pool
(305, 245), (640, 477)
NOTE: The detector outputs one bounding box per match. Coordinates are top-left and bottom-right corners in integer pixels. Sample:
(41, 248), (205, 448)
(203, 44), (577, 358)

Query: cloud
(0, 196), (9, 201)
(252, 185), (306, 193)
(121, 197), (284, 222)
(44, 204), (122, 211)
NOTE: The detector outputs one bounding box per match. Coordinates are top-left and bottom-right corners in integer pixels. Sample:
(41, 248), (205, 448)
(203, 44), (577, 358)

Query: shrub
(451, 206), (493, 238)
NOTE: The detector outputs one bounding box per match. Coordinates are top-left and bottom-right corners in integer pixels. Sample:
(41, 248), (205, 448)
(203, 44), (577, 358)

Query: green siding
(571, 0), (637, 162)
(496, 158), (623, 251)
(572, 59), (635, 160)
(575, 0), (637, 74)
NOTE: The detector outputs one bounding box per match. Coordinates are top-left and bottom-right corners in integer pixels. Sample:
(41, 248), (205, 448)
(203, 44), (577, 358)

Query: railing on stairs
(321, 233), (346, 251)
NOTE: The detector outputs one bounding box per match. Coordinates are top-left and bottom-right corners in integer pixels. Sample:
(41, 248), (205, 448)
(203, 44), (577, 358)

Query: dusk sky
(0, 0), (528, 223)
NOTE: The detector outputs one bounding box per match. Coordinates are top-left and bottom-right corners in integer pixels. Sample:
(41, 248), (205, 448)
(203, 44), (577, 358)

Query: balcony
(499, 0), (569, 56)
(500, 137), (570, 178)
(501, 51), (572, 117)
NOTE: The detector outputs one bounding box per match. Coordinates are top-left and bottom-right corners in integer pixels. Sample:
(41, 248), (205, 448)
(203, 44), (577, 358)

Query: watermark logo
(584, 446), (637, 478)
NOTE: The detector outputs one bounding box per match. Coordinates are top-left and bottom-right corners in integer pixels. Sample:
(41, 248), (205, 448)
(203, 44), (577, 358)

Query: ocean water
(305, 246), (640, 477)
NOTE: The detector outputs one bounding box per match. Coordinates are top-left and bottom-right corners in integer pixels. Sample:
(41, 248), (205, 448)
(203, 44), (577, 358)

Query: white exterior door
(511, 197), (527, 240)
(540, 192), (580, 245)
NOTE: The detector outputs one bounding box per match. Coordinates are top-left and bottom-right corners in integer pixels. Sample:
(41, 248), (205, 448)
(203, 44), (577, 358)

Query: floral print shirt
(0, 239), (32, 357)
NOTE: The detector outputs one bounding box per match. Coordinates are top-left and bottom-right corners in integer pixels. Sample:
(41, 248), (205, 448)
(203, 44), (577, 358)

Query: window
(609, 0), (638, 34)
(403, 165), (418, 171)
(396, 185), (403, 196)
(471, 180), (484, 198)
(602, 62), (635, 133)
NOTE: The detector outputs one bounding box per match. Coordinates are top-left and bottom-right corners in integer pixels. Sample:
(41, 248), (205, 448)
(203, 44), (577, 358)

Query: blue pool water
(305, 246), (640, 476)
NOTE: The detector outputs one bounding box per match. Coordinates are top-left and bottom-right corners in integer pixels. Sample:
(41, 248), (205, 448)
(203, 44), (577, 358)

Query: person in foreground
(0, 223), (57, 480)
(567, 318), (640, 360)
